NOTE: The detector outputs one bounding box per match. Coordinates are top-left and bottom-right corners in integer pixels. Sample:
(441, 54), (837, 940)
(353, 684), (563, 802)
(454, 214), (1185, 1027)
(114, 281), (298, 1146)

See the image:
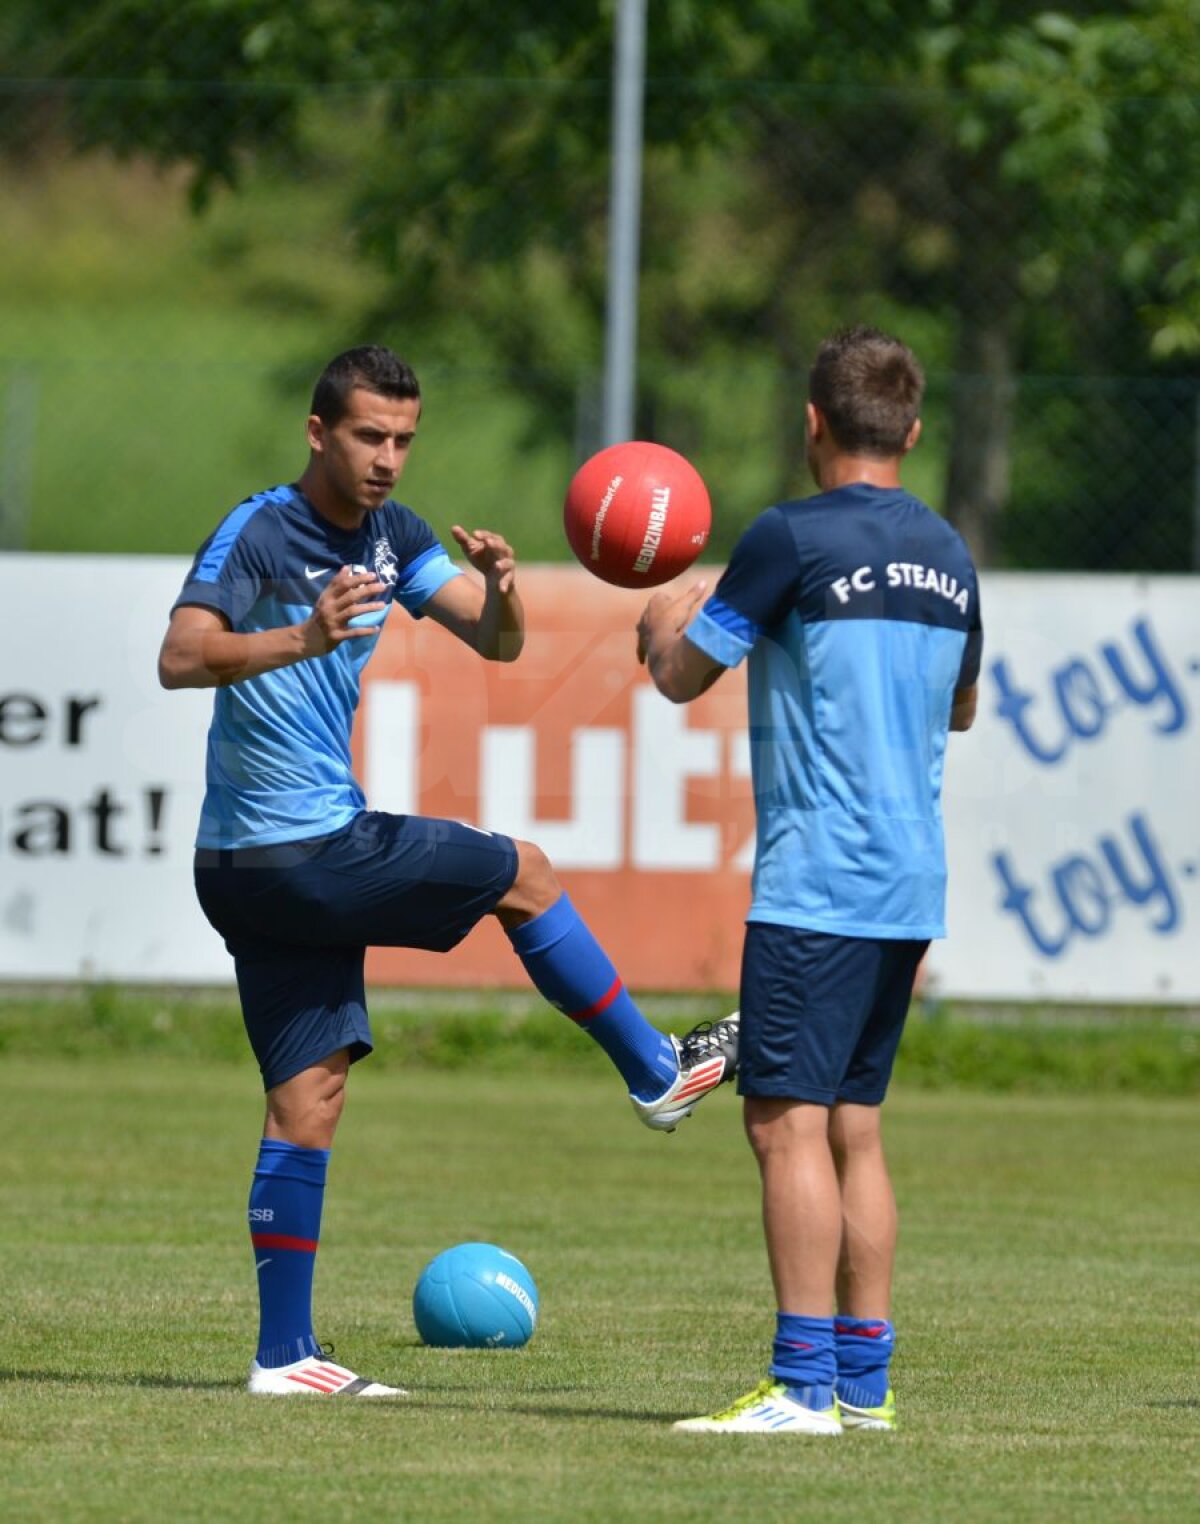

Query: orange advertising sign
(354, 566), (753, 991)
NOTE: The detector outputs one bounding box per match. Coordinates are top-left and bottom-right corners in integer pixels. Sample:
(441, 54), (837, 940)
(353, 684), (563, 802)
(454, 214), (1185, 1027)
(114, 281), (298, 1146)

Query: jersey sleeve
(957, 574), (983, 687)
(393, 543), (461, 614)
(685, 506), (802, 669)
(172, 503), (268, 627)
(383, 504), (462, 616)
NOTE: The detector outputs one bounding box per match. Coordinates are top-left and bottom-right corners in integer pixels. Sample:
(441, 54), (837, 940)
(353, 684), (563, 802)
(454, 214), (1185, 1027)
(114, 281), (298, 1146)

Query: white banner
(930, 574), (1199, 1001)
(0, 555), (226, 980)
(0, 554), (1196, 1000)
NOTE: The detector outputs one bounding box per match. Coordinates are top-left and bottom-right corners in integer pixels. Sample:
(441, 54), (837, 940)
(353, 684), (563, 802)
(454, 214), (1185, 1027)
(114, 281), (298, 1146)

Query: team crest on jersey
(373, 537), (399, 587)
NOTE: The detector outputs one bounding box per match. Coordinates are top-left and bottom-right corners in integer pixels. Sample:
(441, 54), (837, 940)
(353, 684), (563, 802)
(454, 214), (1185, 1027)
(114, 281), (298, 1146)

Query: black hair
(310, 346), (421, 425)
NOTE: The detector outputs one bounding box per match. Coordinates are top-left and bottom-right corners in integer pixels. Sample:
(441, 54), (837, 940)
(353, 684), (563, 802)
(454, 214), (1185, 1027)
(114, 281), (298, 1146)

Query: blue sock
(769, 1313), (836, 1410)
(834, 1316), (895, 1407)
(249, 1139), (329, 1369)
(507, 893), (679, 1101)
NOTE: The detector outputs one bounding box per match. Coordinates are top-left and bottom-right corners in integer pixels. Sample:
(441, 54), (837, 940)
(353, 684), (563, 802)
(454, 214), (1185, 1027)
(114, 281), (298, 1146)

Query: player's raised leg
(496, 839), (738, 1129)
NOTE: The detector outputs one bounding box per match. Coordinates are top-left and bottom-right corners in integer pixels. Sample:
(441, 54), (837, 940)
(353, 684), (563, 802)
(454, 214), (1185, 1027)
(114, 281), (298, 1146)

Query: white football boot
(247, 1353), (407, 1397)
(631, 1012), (740, 1131)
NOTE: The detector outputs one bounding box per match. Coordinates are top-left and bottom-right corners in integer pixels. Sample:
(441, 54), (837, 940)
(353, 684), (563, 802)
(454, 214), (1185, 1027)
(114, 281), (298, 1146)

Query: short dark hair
(808, 326), (924, 457)
(310, 346), (421, 425)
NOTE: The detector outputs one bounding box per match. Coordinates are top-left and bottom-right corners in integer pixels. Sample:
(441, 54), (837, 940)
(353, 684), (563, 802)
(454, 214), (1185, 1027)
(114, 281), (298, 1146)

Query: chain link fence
(2, 45), (1198, 571)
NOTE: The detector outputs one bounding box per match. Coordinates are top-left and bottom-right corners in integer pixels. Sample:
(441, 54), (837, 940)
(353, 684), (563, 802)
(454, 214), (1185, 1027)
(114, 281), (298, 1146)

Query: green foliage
(4, 1), (1199, 564)
(898, 1003), (1200, 1095)
(0, 151), (575, 555)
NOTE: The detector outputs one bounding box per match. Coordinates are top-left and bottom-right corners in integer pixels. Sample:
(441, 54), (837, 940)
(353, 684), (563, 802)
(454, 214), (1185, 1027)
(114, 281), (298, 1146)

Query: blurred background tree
(2, 0), (1198, 567)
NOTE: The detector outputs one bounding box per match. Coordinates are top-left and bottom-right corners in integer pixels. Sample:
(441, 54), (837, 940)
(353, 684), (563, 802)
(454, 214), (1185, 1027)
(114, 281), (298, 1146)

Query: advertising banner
(935, 574), (1199, 1002)
(0, 555), (1195, 1000)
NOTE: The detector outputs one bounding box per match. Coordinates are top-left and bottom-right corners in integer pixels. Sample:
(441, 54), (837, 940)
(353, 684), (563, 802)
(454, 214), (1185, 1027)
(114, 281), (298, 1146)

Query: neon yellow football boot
(674, 1378), (843, 1435)
(837, 1387), (897, 1431)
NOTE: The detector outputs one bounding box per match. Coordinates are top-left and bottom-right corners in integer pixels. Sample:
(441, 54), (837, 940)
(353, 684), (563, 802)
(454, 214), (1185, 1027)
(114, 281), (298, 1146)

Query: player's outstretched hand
(451, 526), (517, 595)
(304, 566), (387, 655)
(636, 579), (708, 665)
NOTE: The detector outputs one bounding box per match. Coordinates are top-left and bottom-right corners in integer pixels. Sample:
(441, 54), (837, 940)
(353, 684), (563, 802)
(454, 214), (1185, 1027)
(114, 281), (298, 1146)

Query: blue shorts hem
(738, 925), (927, 1105)
(260, 1034), (373, 1093)
(737, 1079), (837, 1105)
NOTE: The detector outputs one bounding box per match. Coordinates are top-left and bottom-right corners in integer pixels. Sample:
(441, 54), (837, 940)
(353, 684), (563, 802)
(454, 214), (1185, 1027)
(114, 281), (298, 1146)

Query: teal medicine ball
(413, 1242), (539, 1348)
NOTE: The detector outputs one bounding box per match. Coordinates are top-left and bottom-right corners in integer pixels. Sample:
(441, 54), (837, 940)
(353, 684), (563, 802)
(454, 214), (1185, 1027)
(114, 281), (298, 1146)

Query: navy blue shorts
(194, 813), (518, 1092)
(736, 923), (929, 1106)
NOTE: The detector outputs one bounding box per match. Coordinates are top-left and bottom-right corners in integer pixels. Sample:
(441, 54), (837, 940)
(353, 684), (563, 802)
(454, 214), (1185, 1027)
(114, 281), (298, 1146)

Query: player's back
(691, 483), (980, 938)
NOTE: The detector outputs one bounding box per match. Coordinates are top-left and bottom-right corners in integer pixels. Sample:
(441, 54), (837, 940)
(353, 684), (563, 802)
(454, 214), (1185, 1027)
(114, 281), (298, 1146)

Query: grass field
(2, 1034), (1197, 1522)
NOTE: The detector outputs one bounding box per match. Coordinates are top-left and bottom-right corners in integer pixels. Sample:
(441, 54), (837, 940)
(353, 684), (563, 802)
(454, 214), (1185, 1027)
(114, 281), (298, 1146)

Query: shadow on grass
(0, 1368), (240, 1392)
(400, 1395), (669, 1424)
(509, 1402), (670, 1424)
(0, 1369), (672, 1420)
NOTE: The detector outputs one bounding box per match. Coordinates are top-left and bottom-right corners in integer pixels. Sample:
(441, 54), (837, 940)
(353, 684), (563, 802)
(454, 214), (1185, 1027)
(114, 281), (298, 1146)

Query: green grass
(1, 1045), (1197, 1522)
(1, 986), (1198, 1096)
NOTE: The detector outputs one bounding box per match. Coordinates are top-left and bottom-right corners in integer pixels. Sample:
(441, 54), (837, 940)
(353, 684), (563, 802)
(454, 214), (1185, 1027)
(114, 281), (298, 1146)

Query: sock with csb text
(248, 1138), (328, 1369)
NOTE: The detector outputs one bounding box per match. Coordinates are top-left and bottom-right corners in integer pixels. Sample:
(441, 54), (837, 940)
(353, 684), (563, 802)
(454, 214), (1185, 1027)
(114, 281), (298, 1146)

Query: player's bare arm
(421, 526), (525, 662)
(950, 684), (977, 731)
(637, 581), (725, 704)
(158, 568), (386, 689)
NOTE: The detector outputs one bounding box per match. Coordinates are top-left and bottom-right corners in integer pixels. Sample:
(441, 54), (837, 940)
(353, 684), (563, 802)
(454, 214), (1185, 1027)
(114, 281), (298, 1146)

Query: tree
(7, 0), (1199, 566)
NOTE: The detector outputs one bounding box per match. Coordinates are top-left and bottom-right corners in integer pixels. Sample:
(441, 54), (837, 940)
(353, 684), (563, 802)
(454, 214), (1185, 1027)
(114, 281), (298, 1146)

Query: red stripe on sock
(251, 1232), (318, 1252)
(834, 1320), (889, 1338)
(569, 976), (623, 1024)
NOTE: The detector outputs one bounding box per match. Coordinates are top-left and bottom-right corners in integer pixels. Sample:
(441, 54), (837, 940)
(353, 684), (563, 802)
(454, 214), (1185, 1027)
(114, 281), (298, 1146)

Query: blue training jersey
(686, 484), (982, 939)
(173, 483), (461, 849)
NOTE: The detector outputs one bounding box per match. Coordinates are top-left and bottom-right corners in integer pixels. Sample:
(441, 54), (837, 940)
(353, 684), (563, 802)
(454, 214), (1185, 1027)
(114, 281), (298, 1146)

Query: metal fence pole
(601, 0), (646, 448)
(1, 369), (38, 549)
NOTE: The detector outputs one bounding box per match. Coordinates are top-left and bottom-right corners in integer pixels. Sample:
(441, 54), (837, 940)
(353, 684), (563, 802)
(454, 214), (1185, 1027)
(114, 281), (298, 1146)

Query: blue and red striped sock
(834, 1316), (895, 1407)
(249, 1139), (328, 1369)
(507, 893), (678, 1101)
(769, 1313), (837, 1410)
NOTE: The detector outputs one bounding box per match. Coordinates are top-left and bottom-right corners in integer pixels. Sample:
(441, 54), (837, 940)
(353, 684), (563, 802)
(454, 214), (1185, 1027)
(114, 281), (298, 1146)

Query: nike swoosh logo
(305, 566), (333, 581)
(255, 1258), (272, 1270)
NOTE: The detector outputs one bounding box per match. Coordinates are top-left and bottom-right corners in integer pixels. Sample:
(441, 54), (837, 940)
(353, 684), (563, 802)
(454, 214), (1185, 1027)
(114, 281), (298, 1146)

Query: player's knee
(743, 1097), (783, 1161)
(513, 838), (557, 893)
(744, 1097), (829, 1163)
(319, 1077), (347, 1128)
(265, 1060), (348, 1149)
(829, 1102), (883, 1163)
(495, 839), (561, 924)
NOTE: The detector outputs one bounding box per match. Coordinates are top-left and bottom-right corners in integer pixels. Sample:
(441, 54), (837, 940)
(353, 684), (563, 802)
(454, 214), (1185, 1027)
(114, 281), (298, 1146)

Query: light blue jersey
(687, 485), (981, 939)
(173, 484), (460, 849)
